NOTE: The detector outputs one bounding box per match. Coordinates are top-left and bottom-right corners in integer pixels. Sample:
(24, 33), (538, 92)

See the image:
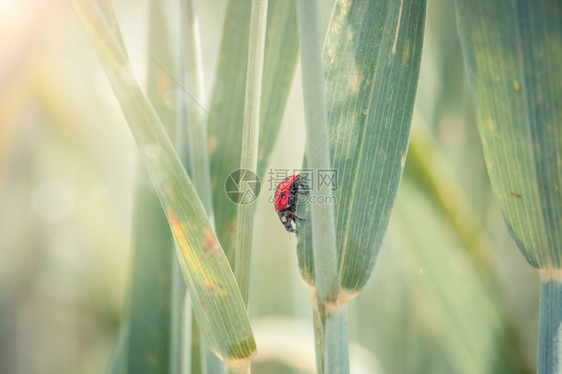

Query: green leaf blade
(333, 0), (426, 291)
(72, 0), (256, 366)
(297, 0), (427, 292)
(208, 0), (298, 262)
(455, 0), (562, 269)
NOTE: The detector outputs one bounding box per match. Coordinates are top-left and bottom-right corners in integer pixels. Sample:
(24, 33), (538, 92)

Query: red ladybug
(274, 174), (307, 233)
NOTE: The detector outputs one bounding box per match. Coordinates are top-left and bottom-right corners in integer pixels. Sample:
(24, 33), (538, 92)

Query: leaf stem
(182, 0), (214, 221)
(233, 0), (269, 306)
(537, 274), (562, 374)
(296, 0), (338, 303)
(296, 1), (346, 373)
(312, 303), (349, 374)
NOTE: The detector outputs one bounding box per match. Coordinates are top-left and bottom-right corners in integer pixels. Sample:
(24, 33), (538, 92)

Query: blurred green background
(0, 0), (540, 373)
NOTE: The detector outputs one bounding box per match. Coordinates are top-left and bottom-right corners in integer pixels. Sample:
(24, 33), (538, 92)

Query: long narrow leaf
(455, 1), (562, 372)
(71, 1), (255, 368)
(297, 1), (346, 372)
(297, 0), (426, 294)
(208, 0), (298, 263)
(454, 0), (561, 270)
(233, 0), (268, 306)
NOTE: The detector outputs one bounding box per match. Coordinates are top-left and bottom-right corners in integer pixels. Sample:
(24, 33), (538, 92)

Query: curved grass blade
(71, 0), (255, 368)
(297, 0), (426, 294)
(454, 1), (562, 372)
(208, 0), (298, 263)
(454, 0), (561, 271)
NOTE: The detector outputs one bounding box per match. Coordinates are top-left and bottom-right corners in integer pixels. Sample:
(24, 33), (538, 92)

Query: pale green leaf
(208, 0), (298, 263)
(297, 0), (427, 292)
(296, 1), (347, 371)
(455, 2), (562, 372)
(454, 0), (562, 270)
(232, 0), (269, 306)
(71, 0), (255, 366)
